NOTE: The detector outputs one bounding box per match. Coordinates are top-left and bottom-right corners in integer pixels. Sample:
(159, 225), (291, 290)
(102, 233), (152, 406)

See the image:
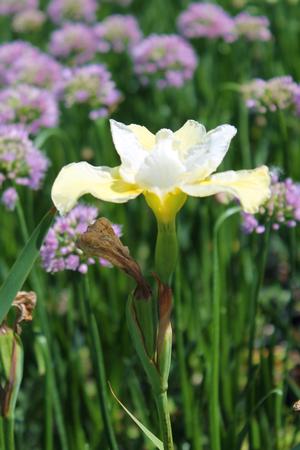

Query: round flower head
(48, 0), (97, 24)
(242, 173), (300, 233)
(0, 125), (49, 190)
(241, 76), (299, 113)
(0, 0), (37, 15)
(177, 2), (235, 41)
(0, 84), (59, 134)
(49, 22), (98, 66)
(51, 119), (270, 224)
(61, 64), (121, 120)
(40, 203), (122, 273)
(132, 34), (197, 89)
(3, 47), (63, 93)
(233, 13), (272, 41)
(1, 186), (18, 210)
(12, 9), (46, 33)
(94, 15), (142, 53)
(0, 41), (37, 85)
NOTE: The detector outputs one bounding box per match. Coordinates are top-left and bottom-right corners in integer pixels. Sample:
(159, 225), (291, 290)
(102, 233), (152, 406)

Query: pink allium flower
(233, 13), (272, 41)
(40, 204), (122, 273)
(94, 15), (142, 53)
(177, 2), (235, 41)
(61, 64), (121, 120)
(241, 76), (300, 113)
(132, 34), (197, 89)
(0, 0), (37, 15)
(0, 84), (59, 134)
(47, 0), (97, 24)
(12, 9), (46, 33)
(49, 22), (98, 65)
(1, 187), (18, 210)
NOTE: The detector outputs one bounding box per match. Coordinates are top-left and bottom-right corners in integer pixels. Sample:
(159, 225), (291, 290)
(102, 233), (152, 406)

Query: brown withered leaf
(78, 217), (151, 300)
(13, 291), (37, 323)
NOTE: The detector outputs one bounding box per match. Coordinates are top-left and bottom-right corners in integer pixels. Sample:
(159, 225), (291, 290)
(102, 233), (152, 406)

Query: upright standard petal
(127, 124), (155, 150)
(183, 124), (237, 182)
(51, 161), (142, 214)
(181, 166), (270, 213)
(110, 119), (148, 183)
(174, 120), (206, 158)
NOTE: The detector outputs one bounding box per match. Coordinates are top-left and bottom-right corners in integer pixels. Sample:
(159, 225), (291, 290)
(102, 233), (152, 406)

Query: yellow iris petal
(144, 189), (187, 223)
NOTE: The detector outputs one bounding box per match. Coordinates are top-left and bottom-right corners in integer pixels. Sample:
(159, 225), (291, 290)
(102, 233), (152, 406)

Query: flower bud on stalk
(0, 291), (36, 419)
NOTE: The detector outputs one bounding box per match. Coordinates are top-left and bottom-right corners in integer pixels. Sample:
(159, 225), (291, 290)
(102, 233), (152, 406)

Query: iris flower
(51, 119), (270, 222)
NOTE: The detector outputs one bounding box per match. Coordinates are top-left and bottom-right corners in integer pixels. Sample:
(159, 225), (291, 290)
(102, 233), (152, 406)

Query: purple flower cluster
(49, 22), (98, 65)
(12, 9), (46, 33)
(48, 0), (97, 24)
(0, 0), (37, 15)
(0, 84), (59, 134)
(177, 2), (271, 42)
(132, 34), (197, 89)
(61, 64), (121, 120)
(177, 3), (235, 41)
(241, 76), (300, 113)
(233, 13), (271, 41)
(242, 173), (300, 234)
(0, 42), (63, 92)
(40, 204), (122, 274)
(0, 125), (49, 210)
(94, 15), (142, 53)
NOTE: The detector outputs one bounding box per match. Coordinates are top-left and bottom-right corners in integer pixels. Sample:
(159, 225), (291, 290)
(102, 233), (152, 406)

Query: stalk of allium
(51, 119), (270, 448)
(12, 9), (46, 33)
(242, 172), (300, 234)
(94, 15), (142, 53)
(40, 204), (122, 274)
(61, 65), (121, 120)
(177, 2), (235, 41)
(49, 23), (98, 66)
(0, 125), (49, 211)
(47, 0), (97, 24)
(241, 76), (300, 113)
(131, 34), (197, 89)
(0, 84), (59, 134)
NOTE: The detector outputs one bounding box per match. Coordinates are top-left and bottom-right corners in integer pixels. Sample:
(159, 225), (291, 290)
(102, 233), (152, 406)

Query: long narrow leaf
(0, 208), (55, 323)
(109, 383), (163, 450)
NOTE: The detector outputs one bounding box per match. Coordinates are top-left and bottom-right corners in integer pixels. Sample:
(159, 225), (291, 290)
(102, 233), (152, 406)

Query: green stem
(3, 417), (15, 450)
(15, 201), (69, 450)
(81, 277), (118, 450)
(211, 207), (241, 450)
(155, 392), (174, 450)
(155, 220), (178, 284)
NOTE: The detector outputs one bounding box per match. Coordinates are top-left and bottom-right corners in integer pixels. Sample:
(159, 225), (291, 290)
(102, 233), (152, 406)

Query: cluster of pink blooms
(0, 84), (59, 134)
(0, 41), (63, 93)
(177, 2), (271, 42)
(12, 9), (46, 33)
(47, 0), (97, 24)
(94, 15), (142, 53)
(0, 125), (49, 210)
(40, 204), (122, 274)
(241, 76), (300, 113)
(132, 34), (197, 89)
(49, 22), (99, 65)
(242, 173), (300, 234)
(61, 64), (121, 120)
(0, 0), (37, 15)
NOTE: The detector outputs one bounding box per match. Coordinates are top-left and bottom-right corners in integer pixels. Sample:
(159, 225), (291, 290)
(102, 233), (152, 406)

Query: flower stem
(155, 391), (174, 450)
(3, 417), (15, 450)
(155, 219), (178, 284)
(81, 277), (119, 450)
